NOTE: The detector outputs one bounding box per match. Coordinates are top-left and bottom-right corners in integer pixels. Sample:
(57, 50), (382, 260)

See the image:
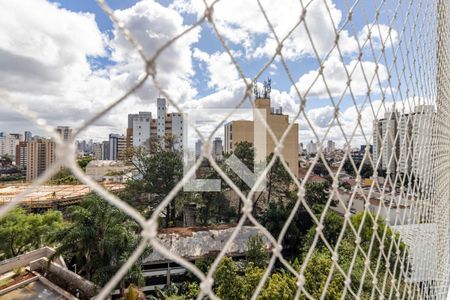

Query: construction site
(0, 183), (125, 210)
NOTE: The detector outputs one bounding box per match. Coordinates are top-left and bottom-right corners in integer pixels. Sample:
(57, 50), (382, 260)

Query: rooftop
(144, 225), (271, 264)
(0, 183), (125, 208)
(86, 160), (129, 168)
(0, 247), (98, 300)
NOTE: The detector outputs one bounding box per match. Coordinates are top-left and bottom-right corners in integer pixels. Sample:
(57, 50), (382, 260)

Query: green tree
(246, 235), (269, 268)
(343, 159), (356, 176)
(50, 157), (96, 184)
(259, 201), (313, 257)
(259, 182), (331, 257)
(127, 147), (183, 226)
(242, 266), (264, 298)
(305, 182), (330, 206)
(214, 257), (244, 300)
(195, 166), (237, 225)
(360, 163), (373, 179)
(313, 162), (329, 177)
(53, 193), (147, 288)
(258, 270), (297, 300)
(0, 155), (13, 168)
(303, 208), (344, 252)
(0, 208), (64, 259)
(303, 248), (345, 299)
(224, 141), (255, 215)
(77, 156), (93, 171)
(343, 159), (373, 179)
(301, 212), (408, 299)
(264, 154), (293, 207)
(50, 167), (80, 185)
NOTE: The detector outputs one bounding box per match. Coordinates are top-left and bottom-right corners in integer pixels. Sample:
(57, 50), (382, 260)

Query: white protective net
(1, 0), (450, 299)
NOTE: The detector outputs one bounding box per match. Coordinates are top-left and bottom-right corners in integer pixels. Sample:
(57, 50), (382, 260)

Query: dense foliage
(52, 194), (147, 287)
(0, 208), (64, 259)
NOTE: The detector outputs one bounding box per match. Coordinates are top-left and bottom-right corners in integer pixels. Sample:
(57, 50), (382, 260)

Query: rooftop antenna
(253, 80), (260, 99)
(253, 79), (261, 99)
(263, 78), (271, 99)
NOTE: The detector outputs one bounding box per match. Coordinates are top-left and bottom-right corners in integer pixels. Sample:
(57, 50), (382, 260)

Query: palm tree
(52, 193), (149, 290)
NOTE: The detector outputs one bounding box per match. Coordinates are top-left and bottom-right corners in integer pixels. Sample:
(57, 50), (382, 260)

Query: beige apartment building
(26, 139), (56, 181)
(224, 98), (299, 177)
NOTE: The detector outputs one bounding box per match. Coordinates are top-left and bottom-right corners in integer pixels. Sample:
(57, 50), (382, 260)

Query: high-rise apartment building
(101, 141), (110, 160)
(15, 141), (27, 168)
(373, 111), (398, 176)
(128, 98), (184, 152)
(373, 105), (434, 178)
(56, 126), (72, 141)
(108, 134), (127, 161)
(398, 106), (435, 175)
(224, 97), (299, 177)
(24, 131), (32, 142)
(26, 138), (56, 181)
(213, 137), (223, 159)
(131, 112), (152, 150)
(93, 143), (102, 160)
(0, 134), (22, 161)
(126, 113), (137, 149)
(327, 140), (336, 154)
(157, 97), (166, 143)
(165, 112), (184, 151)
(117, 135), (127, 160)
(195, 139), (203, 158)
(306, 140), (317, 155)
(109, 134), (119, 161)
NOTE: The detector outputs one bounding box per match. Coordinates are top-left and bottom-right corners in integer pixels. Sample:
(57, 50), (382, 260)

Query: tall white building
(195, 140), (203, 158)
(373, 105), (435, 178)
(132, 112), (152, 150)
(109, 134), (127, 161)
(373, 111), (398, 175)
(167, 112), (184, 151)
(24, 131), (32, 142)
(327, 140), (335, 154)
(56, 126), (72, 141)
(157, 97), (166, 143)
(397, 105), (434, 175)
(101, 141), (110, 160)
(128, 97), (184, 152)
(213, 137), (223, 159)
(93, 143), (102, 160)
(306, 140), (317, 155)
(0, 134), (22, 160)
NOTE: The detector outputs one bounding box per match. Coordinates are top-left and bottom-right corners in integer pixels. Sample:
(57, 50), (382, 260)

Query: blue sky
(0, 0), (433, 147)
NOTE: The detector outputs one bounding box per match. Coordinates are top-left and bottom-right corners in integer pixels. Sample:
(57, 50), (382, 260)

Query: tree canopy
(0, 208), (64, 259)
(52, 193), (147, 287)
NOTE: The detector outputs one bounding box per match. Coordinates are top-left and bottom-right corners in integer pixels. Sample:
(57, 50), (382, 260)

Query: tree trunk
(166, 205), (170, 227)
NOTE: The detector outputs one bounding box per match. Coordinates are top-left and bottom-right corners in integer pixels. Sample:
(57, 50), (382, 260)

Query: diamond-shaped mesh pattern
(1, 0), (450, 299)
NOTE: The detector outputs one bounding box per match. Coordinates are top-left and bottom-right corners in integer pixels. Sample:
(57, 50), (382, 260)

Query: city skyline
(0, 0), (415, 148)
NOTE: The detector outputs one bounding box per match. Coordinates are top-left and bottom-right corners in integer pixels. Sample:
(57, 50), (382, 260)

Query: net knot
(272, 244), (282, 256)
(142, 220), (157, 240)
(204, 6), (214, 22)
(200, 277), (213, 294)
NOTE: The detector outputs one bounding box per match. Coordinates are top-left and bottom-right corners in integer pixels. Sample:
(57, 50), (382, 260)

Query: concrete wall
(0, 247), (64, 275)
(30, 258), (98, 299)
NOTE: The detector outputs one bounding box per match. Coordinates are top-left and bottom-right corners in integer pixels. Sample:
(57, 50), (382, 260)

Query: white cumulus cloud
(291, 56), (388, 100)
